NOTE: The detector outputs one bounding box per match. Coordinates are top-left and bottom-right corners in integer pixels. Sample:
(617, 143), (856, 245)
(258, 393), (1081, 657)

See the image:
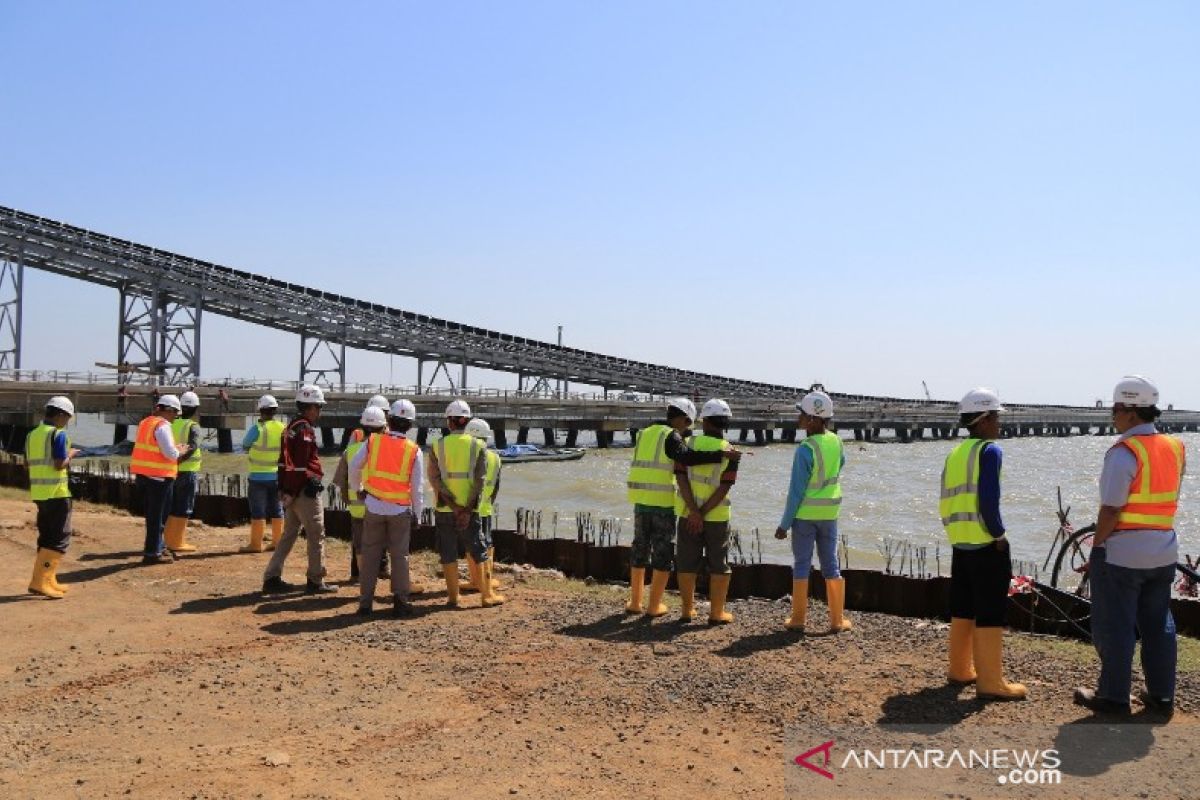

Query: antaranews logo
(793, 740), (836, 780)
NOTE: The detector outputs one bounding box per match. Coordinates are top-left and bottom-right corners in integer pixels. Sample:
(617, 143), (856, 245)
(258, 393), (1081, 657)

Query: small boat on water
(496, 444), (586, 464)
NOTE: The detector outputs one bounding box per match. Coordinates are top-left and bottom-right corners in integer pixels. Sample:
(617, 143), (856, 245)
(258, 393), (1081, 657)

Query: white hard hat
(257, 394), (279, 410)
(390, 399), (417, 420)
(296, 384), (327, 405)
(797, 391), (834, 419)
(180, 391), (200, 408)
(1113, 375), (1159, 407)
(465, 418), (493, 440)
(959, 387), (1005, 415)
(157, 394), (183, 413)
(360, 406), (387, 428)
(700, 398), (732, 419)
(367, 394), (389, 410)
(666, 397), (697, 421)
(445, 399), (471, 418)
(46, 396), (75, 417)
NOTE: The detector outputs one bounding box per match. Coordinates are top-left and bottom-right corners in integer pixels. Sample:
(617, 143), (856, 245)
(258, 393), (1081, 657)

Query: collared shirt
(1099, 422), (1179, 569)
(347, 432), (425, 518)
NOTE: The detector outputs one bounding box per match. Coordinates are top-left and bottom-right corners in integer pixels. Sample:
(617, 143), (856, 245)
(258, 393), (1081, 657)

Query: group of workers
(622, 376), (1181, 716)
(22, 373), (1181, 715)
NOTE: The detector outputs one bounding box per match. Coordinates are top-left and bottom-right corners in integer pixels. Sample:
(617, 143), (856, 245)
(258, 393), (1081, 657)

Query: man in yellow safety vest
(25, 396), (81, 598)
(240, 394), (286, 553)
(164, 391), (202, 554)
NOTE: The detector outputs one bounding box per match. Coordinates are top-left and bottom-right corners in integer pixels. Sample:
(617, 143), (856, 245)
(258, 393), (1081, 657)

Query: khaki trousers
(360, 511), (413, 602)
(263, 493), (327, 583)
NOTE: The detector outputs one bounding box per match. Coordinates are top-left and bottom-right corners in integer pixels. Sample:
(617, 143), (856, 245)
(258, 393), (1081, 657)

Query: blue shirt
(50, 429), (69, 461)
(242, 423), (278, 484)
(779, 438), (848, 529)
(1098, 423), (1179, 569)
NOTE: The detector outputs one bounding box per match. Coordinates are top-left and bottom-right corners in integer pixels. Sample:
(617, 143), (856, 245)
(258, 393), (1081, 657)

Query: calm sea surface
(65, 415), (1198, 572)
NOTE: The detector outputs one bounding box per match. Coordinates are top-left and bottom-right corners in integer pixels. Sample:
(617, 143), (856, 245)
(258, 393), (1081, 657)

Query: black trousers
(949, 543), (1011, 627)
(34, 498), (72, 553)
(137, 475), (175, 555)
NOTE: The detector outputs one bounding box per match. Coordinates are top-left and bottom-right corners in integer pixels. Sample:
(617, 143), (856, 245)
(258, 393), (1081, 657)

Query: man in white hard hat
(347, 399), (425, 616)
(25, 396), (81, 598)
(465, 417), (504, 596)
(262, 384), (336, 594)
(164, 391), (202, 555)
(674, 398), (740, 624)
(1075, 376), (1182, 717)
(939, 388), (1025, 700)
(334, 405), (388, 581)
(130, 395), (193, 565)
(625, 397), (739, 616)
(427, 399), (497, 607)
(775, 391), (850, 633)
(240, 394), (285, 553)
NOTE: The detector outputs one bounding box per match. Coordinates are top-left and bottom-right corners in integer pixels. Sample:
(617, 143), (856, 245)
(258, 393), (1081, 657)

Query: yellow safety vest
(939, 438), (996, 546)
(433, 432), (482, 512)
(627, 424), (676, 508)
(674, 434), (732, 523)
(25, 423), (70, 501)
(478, 449), (501, 518)
(248, 419), (285, 476)
(795, 432), (843, 521)
(344, 438), (366, 519)
(172, 418), (202, 474)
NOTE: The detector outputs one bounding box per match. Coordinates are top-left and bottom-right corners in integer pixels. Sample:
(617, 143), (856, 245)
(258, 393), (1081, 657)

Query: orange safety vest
(350, 428), (365, 444)
(362, 433), (419, 505)
(130, 416), (178, 479)
(1114, 433), (1185, 531)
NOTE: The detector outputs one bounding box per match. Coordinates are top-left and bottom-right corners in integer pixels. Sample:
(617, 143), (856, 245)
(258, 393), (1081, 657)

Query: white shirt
(347, 432), (425, 518)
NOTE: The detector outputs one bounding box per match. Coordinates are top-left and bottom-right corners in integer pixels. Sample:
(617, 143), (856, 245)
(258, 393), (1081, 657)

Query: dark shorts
(170, 472), (198, 517)
(34, 498), (72, 553)
(949, 544), (1011, 627)
(630, 510), (677, 571)
(675, 520), (731, 575)
(436, 511), (488, 564)
(247, 480), (283, 520)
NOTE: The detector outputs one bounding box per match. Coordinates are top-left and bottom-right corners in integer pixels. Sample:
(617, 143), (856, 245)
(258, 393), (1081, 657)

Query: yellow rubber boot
(480, 560), (506, 607)
(626, 567), (646, 614)
(486, 547), (501, 589)
(240, 520), (265, 553)
(463, 555), (481, 593)
(677, 572), (697, 621)
(947, 618), (977, 684)
(442, 563), (461, 607)
(708, 573), (734, 624)
(973, 626), (1027, 700)
(826, 577), (852, 632)
(644, 570), (670, 617)
(48, 552), (69, 594)
(168, 516), (198, 553)
(785, 579), (808, 631)
(268, 518), (282, 551)
(28, 549), (65, 599)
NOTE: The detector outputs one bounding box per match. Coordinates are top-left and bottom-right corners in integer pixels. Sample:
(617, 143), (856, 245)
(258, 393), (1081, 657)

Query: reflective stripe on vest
(796, 431), (843, 521)
(1115, 434), (1185, 531)
(939, 438), (992, 546)
(434, 433), (481, 511)
(25, 423), (70, 501)
(478, 449), (501, 518)
(627, 424), (676, 507)
(172, 418), (202, 473)
(248, 420), (285, 474)
(130, 416), (178, 479)
(674, 434), (731, 523)
(345, 439), (366, 519)
(363, 433), (419, 505)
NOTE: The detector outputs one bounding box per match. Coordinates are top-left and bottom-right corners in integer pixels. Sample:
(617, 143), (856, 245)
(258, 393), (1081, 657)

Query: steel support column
(0, 248), (23, 369)
(300, 333), (346, 390)
(117, 286), (201, 385)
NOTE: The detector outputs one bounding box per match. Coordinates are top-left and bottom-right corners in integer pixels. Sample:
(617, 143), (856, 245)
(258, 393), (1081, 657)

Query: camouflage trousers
(630, 509), (677, 571)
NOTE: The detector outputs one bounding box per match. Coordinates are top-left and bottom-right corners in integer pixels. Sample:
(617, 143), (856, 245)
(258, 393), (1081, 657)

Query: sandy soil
(0, 494), (1195, 799)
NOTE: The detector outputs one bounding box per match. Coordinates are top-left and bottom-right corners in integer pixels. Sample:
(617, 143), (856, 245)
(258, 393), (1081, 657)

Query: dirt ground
(1, 493), (1196, 799)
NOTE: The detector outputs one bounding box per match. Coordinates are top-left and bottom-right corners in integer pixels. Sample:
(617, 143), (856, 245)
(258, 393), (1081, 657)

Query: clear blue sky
(3, 2), (1198, 406)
